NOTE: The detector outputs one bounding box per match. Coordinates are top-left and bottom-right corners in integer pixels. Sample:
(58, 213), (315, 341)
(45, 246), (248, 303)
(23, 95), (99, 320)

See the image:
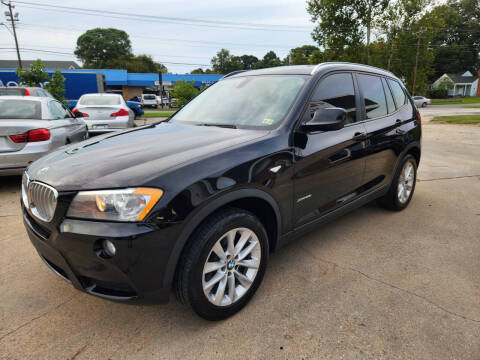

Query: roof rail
(310, 62), (395, 76)
(223, 70), (247, 79)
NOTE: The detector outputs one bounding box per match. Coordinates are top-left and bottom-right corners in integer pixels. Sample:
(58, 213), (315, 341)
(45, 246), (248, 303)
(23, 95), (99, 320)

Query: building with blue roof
(0, 65), (223, 100)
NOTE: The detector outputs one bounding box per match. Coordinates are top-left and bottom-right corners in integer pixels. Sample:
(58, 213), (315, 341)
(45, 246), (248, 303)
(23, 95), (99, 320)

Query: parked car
(412, 96), (430, 107)
(141, 94), (158, 108)
(72, 93), (135, 135)
(0, 86), (54, 98)
(156, 95), (171, 108)
(21, 63), (421, 320)
(129, 96), (142, 102)
(0, 96), (87, 175)
(68, 99), (144, 119)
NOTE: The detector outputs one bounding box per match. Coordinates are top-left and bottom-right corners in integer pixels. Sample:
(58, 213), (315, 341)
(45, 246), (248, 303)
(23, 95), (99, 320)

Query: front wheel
(175, 208), (269, 320)
(422, 102), (427, 107)
(379, 154), (417, 211)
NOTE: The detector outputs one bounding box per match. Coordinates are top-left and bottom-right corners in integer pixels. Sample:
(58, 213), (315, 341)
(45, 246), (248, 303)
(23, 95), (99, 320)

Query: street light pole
(2, 1), (22, 68)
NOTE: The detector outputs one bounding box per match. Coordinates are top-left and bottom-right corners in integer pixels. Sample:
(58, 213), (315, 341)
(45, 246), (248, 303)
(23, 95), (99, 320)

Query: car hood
(27, 122), (268, 191)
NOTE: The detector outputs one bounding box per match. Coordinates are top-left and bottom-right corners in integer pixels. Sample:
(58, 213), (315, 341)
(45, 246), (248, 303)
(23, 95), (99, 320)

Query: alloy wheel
(202, 227), (261, 307)
(397, 160), (415, 204)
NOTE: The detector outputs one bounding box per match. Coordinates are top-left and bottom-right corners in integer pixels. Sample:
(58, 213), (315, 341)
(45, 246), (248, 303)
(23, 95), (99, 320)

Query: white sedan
(73, 93), (135, 135)
(413, 96), (431, 108)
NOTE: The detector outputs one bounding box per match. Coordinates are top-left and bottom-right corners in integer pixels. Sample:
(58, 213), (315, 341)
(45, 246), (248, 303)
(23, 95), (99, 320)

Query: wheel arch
(163, 188), (282, 290)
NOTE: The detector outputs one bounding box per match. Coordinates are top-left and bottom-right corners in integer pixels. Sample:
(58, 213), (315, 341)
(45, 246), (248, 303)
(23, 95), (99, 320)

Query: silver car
(0, 96), (88, 176)
(73, 93), (135, 135)
(413, 96), (431, 108)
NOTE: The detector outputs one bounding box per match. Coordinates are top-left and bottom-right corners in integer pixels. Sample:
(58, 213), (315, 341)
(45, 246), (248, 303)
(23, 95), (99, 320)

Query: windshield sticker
(262, 118), (274, 125)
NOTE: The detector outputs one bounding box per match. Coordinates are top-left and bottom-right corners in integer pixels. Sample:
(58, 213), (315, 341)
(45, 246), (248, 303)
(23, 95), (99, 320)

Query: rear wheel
(175, 208), (268, 320)
(379, 154), (417, 211)
(422, 102), (427, 107)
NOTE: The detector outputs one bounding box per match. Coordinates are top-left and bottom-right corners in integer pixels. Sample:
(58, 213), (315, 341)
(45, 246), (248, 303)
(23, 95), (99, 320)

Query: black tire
(378, 154), (417, 211)
(175, 208), (269, 320)
(422, 102), (427, 107)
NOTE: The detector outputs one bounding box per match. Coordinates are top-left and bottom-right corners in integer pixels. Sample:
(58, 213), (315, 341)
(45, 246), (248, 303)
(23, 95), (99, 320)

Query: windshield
(79, 95), (120, 106)
(0, 99), (41, 119)
(171, 75), (307, 128)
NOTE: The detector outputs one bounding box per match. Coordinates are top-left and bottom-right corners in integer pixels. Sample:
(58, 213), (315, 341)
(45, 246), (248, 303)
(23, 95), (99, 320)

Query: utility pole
(412, 29), (423, 96)
(2, 1), (21, 68)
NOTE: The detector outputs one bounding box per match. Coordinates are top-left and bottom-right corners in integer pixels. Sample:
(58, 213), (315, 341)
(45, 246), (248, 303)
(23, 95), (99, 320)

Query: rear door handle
(353, 132), (367, 141)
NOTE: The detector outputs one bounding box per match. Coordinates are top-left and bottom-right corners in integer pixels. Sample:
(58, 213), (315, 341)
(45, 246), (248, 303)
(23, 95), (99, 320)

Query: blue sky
(1, 0), (316, 73)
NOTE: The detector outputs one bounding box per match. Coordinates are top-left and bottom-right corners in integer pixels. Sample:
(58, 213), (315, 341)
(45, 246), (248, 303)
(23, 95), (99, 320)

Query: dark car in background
(21, 63), (421, 320)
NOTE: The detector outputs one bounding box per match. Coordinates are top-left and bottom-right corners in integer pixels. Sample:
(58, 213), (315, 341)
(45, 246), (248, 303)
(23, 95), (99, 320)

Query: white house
(432, 71), (478, 96)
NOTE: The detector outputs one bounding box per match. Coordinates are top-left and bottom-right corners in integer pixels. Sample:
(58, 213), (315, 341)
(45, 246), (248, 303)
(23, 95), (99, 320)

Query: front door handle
(353, 132), (367, 141)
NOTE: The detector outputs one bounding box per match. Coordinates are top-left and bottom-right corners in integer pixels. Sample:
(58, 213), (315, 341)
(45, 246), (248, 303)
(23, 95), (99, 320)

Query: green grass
(431, 97), (480, 105)
(140, 112), (174, 118)
(467, 105), (480, 108)
(432, 115), (480, 124)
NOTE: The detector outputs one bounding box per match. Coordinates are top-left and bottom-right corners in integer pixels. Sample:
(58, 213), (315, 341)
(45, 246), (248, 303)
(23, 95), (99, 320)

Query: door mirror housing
(302, 107), (347, 132)
(73, 111), (84, 118)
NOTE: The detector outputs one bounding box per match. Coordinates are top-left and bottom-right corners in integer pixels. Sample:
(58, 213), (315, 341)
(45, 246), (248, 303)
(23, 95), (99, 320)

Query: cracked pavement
(1, 122), (479, 359)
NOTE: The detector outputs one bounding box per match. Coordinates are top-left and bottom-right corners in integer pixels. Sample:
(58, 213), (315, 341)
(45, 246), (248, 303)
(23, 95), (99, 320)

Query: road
(420, 103), (480, 118)
(0, 121), (479, 359)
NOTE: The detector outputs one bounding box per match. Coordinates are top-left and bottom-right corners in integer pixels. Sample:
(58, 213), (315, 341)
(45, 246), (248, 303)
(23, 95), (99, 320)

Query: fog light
(102, 240), (116, 257)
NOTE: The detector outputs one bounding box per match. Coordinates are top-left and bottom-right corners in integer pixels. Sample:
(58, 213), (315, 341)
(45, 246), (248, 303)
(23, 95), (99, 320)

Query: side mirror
(73, 111), (84, 118)
(302, 107), (347, 132)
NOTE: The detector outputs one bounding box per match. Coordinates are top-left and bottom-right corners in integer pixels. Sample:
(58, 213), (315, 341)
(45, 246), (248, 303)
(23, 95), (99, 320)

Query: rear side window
(382, 78), (396, 113)
(0, 88), (26, 96)
(388, 79), (406, 107)
(0, 99), (41, 119)
(143, 94), (156, 100)
(358, 74), (388, 119)
(311, 73), (357, 124)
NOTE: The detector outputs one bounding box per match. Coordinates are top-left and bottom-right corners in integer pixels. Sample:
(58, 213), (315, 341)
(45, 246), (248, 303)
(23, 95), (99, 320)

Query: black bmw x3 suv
(22, 63), (421, 320)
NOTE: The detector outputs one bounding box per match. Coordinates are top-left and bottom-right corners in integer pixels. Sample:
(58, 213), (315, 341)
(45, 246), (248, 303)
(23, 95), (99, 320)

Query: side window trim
(381, 77), (396, 114)
(308, 71), (359, 125)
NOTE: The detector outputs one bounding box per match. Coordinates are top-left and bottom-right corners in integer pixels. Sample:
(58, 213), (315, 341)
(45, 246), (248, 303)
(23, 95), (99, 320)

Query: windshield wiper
(196, 123), (237, 129)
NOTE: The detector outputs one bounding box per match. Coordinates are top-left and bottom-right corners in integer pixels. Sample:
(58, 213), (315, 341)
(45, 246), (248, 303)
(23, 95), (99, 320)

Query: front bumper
(23, 204), (180, 303)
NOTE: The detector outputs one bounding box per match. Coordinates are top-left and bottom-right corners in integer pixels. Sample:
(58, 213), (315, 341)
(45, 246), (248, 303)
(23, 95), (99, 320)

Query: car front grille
(26, 181), (58, 222)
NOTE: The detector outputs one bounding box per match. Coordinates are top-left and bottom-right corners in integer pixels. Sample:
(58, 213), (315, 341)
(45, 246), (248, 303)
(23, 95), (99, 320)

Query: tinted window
(0, 99), (41, 119)
(358, 74), (388, 119)
(311, 73), (357, 124)
(143, 94), (156, 100)
(48, 100), (70, 119)
(0, 88), (26, 96)
(382, 78), (396, 113)
(79, 95), (120, 105)
(388, 79), (406, 107)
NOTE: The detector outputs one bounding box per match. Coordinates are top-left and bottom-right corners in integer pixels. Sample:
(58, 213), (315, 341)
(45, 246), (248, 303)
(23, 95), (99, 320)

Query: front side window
(49, 101), (70, 119)
(388, 79), (406, 108)
(310, 73), (357, 124)
(171, 75), (307, 128)
(358, 74), (388, 119)
(79, 95), (120, 106)
(0, 99), (41, 119)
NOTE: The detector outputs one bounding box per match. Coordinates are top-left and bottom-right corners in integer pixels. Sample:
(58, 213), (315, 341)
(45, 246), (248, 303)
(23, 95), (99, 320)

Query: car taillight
(417, 112), (422, 125)
(110, 108), (129, 117)
(24, 89), (30, 96)
(72, 108), (88, 117)
(10, 128), (51, 143)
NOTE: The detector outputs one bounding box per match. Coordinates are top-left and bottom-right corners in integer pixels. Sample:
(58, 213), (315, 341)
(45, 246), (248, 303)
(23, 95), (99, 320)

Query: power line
(13, 1), (311, 32)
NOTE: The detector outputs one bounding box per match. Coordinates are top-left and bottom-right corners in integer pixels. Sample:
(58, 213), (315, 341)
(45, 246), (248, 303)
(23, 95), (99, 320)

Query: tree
(74, 28), (133, 68)
(44, 70), (66, 101)
(284, 45), (320, 65)
(255, 51), (282, 69)
(171, 79), (199, 107)
(211, 49), (243, 74)
(239, 55), (259, 70)
(15, 59), (49, 86)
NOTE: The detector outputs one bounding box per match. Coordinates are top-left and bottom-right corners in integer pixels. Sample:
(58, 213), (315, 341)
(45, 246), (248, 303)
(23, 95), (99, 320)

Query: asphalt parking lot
(1, 120), (479, 359)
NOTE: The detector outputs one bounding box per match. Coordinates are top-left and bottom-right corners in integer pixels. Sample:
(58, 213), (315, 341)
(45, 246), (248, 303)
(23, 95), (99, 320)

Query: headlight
(66, 188), (163, 222)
